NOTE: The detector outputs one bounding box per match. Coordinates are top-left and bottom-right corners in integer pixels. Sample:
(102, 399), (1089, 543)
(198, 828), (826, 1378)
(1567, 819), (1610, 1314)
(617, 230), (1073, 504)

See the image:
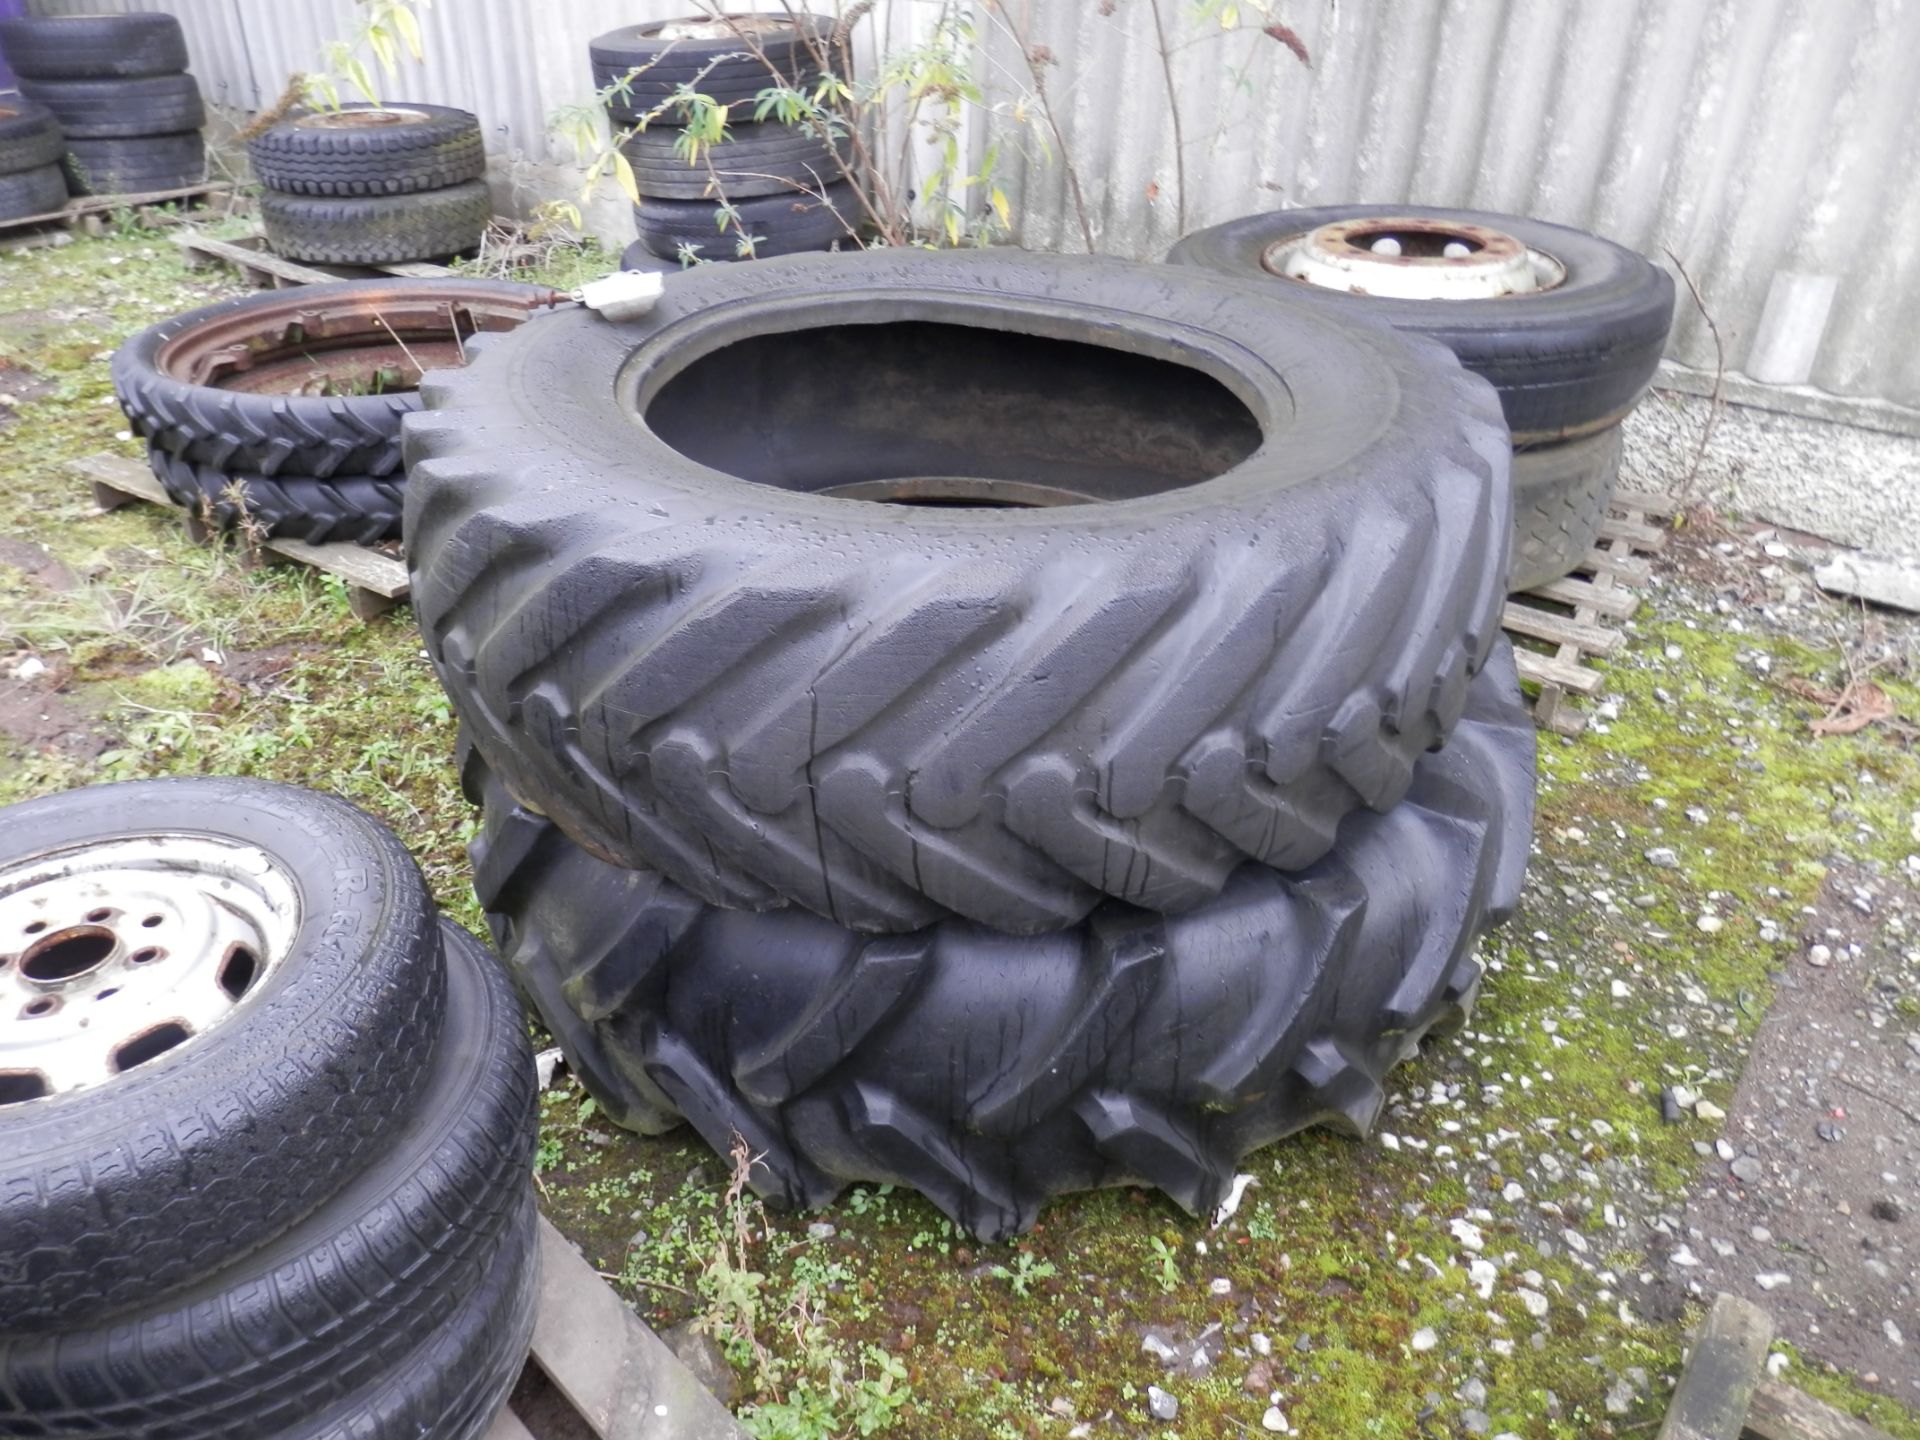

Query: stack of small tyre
(246, 102), (491, 265)
(1168, 204), (1677, 590)
(0, 12), (206, 199)
(111, 277), (559, 545)
(0, 778), (537, 1440)
(592, 13), (858, 267)
(401, 246), (1549, 1242)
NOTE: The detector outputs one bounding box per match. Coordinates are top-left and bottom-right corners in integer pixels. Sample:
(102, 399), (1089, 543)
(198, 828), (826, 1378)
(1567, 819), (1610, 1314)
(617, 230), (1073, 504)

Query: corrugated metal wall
(22, 0), (1920, 408)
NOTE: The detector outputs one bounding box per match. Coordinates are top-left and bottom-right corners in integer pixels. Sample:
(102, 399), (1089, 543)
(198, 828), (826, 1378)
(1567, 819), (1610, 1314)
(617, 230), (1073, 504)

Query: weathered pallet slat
(0, 181), (233, 247)
(1742, 1381), (1900, 1440)
(175, 226), (456, 287)
(73, 454), (409, 622)
(1660, 1292), (1774, 1440)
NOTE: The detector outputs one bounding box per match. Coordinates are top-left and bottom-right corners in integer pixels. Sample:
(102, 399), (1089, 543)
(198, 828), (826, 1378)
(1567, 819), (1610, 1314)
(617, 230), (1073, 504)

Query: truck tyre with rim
(404, 250), (1511, 935)
(0, 778), (445, 1331)
(247, 104), (486, 197)
(467, 648), (1534, 1239)
(1166, 203), (1675, 445)
(0, 921), (536, 1440)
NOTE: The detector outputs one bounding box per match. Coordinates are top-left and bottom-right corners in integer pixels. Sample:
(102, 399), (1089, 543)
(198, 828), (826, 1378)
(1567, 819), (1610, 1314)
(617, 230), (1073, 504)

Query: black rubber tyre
(619, 119), (847, 200)
(632, 179), (857, 260)
(248, 103), (486, 197)
(591, 14), (831, 121)
(405, 250), (1510, 936)
(470, 646), (1534, 1239)
(0, 162), (65, 222)
(112, 279), (560, 482)
(1166, 204), (1676, 445)
(0, 920), (537, 1439)
(62, 132), (205, 196)
(0, 13), (189, 81)
(617, 239), (678, 273)
(0, 99), (64, 175)
(0, 778), (444, 1332)
(261, 180), (491, 264)
(18, 74), (204, 140)
(148, 445), (405, 546)
(1509, 425), (1624, 592)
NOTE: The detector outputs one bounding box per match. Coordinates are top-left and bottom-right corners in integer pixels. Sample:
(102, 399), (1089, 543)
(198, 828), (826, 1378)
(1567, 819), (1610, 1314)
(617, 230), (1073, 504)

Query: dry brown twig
(1663, 247), (1725, 503)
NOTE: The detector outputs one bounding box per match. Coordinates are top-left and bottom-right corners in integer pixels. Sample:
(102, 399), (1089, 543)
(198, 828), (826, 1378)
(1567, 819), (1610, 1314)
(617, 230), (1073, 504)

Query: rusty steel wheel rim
(1263, 215), (1567, 300)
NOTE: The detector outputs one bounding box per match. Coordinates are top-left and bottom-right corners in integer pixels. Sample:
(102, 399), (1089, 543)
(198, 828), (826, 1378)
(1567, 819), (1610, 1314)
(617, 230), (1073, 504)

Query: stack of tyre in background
(589, 13), (858, 266)
(401, 247), (1540, 1241)
(0, 12), (206, 197)
(111, 278), (558, 545)
(246, 102), (490, 264)
(0, 778), (537, 1440)
(0, 95), (63, 222)
(1168, 205), (1677, 591)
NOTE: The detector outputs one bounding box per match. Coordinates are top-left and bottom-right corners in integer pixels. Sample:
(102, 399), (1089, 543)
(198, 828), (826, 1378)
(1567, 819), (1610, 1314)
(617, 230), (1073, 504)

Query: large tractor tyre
(0, 921), (536, 1440)
(112, 280), (560, 480)
(1166, 204), (1675, 445)
(0, 13), (190, 81)
(247, 103), (486, 197)
(0, 779), (444, 1332)
(147, 447), (405, 547)
(468, 646), (1535, 1241)
(404, 249), (1511, 935)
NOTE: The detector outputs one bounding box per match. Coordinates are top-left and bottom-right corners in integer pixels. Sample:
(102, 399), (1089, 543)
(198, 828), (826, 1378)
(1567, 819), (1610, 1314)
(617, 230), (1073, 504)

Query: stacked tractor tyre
(247, 103), (491, 264)
(403, 248), (1539, 1240)
(0, 12), (206, 198)
(111, 279), (560, 545)
(591, 14), (858, 266)
(1169, 205), (1677, 590)
(0, 779), (537, 1440)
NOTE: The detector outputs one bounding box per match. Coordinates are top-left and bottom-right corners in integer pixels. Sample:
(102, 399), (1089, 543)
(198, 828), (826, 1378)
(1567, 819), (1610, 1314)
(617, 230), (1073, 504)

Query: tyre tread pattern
(148, 445), (404, 545)
(260, 181), (490, 265)
(248, 104), (485, 197)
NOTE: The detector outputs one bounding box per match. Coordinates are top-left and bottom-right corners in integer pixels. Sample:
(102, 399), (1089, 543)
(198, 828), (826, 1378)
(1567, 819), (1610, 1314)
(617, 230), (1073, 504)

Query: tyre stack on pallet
(0, 778), (538, 1440)
(109, 279), (559, 546)
(0, 12), (206, 197)
(589, 14), (858, 266)
(246, 102), (490, 265)
(402, 248), (1540, 1241)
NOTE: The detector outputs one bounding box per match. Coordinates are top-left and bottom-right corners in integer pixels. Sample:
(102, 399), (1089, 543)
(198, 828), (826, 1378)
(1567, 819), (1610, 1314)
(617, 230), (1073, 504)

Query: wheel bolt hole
(141, 914), (164, 928)
(21, 996), (57, 1019)
(85, 907), (112, 923)
(113, 1022), (189, 1075)
(95, 987), (119, 1001)
(130, 947), (163, 965)
(20, 926), (117, 983)
(218, 944), (259, 1001)
(23, 920), (46, 935)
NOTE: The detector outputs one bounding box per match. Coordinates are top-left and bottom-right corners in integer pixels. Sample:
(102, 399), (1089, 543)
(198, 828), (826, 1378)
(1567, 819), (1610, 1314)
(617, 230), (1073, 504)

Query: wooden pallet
(1504, 489), (1676, 736)
(0, 182), (236, 254)
(1659, 1293), (1897, 1440)
(175, 226), (455, 288)
(483, 1215), (744, 1440)
(74, 454), (409, 622)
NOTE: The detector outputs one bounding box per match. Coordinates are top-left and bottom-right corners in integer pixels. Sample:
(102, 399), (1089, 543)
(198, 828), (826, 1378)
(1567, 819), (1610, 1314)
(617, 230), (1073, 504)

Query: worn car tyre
(631, 179), (857, 260)
(405, 249), (1511, 935)
(18, 74), (204, 140)
(0, 162), (65, 222)
(0, 13), (189, 81)
(113, 279), (560, 480)
(148, 446), (405, 546)
(591, 13), (830, 121)
(261, 180), (491, 264)
(248, 103), (486, 197)
(469, 647), (1533, 1238)
(62, 132), (205, 196)
(0, 100), (65, 176)
(0, 778), (444, 1332)
(619, 120), (847, 200)
(0, 920), (536, 1439)
(1510, 426), (1624, 592)
(1166, 204), (1675, 445)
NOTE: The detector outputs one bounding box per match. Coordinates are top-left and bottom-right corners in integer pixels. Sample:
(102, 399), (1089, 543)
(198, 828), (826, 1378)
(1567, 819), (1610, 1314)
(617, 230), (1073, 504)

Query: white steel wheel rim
(1263, 215), (1567, 301)
(0, 835), (299, 1106)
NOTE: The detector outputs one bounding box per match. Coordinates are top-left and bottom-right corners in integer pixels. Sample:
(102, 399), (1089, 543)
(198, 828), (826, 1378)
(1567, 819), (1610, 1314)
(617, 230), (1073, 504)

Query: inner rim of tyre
(296, 107), (434, 130)
(638, 312), (1267, 506)
(0, 835), (301, 1105)
(1263, 216), (1567, 300)
(156, 284), (555, 398)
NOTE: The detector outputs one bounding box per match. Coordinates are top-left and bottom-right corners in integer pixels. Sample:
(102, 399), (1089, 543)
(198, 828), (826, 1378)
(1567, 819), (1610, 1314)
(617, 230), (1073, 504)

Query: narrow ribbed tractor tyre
(18, 74), (204, 140)
(247, 103), (486, 197)
(403, 249), (1512, 935)
(260, 181), (491, 265)
(0, 778), (445, 1332)
(0, 13), (189, 80)
(0, 100), (65, 176)
(62, 132), (204, 196)
(147, 446), (406, 547)
(0, 921), (536, 1440)
(467, 647), (1534, 1239)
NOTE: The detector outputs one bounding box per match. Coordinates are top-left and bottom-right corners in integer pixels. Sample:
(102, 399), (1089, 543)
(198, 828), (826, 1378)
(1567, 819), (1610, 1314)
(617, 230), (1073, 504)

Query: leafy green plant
(989, 1250), (1057, 1298)
(1146, 1236), (1181, 1294)
(305, 0), (431, 111)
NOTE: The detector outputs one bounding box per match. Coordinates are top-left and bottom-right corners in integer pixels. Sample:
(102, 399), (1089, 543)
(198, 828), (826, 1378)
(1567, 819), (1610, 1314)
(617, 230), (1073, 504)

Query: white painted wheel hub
(1264, 216), (1566, 300)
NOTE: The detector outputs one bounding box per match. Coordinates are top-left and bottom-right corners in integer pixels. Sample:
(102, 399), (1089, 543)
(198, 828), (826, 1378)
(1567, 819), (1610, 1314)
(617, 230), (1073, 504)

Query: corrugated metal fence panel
(19, 0), (1919, 406)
